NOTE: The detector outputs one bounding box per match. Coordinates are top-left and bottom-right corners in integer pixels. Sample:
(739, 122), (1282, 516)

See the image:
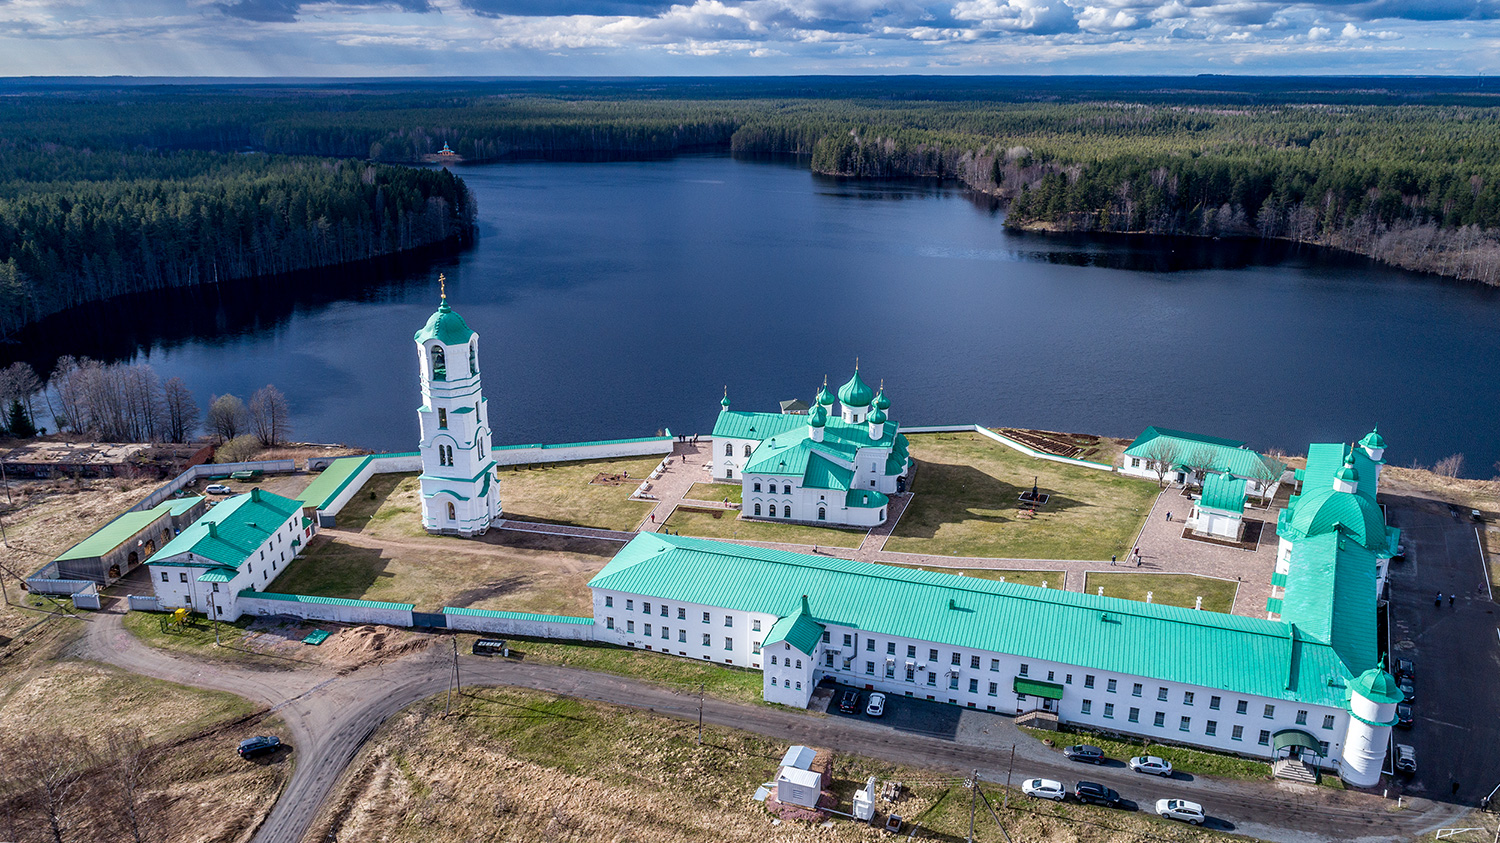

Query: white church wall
(442, 607), (597, 640)
(493, 435), (674, 467)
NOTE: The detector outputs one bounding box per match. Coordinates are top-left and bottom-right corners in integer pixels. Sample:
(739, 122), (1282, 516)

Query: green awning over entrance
(1272, 729), (1323, 755)
(1014, 678), (1065, 699)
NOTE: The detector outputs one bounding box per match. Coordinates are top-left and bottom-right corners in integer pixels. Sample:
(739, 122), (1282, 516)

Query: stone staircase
(1272, 758), (1319, 784)
(1015, 710), (1059, 730)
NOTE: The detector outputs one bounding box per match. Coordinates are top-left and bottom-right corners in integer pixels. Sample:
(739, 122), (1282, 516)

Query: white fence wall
(71, 583), (100, 610)
(492, 435), (674, 467)
(237, 595), (415, 627)
(317, 453), (423, 521)
(26, 578), (95, 596)
(443, 608), (596, 641)
(128, 595), (162, 612)
(131, 459), (298, 512)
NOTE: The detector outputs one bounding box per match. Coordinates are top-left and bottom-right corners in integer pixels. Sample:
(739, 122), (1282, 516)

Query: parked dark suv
(837, 689), (861, 714)
(1394, 658), (1414, 680)
(238, 735), (281, 759)
(1063, 744), (1106, 764)
(1073, 781), (1121, 807)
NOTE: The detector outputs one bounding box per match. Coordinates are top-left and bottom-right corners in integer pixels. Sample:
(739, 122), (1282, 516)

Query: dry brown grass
(1380, 465), (1500, 514)
(311, 688), (1237, 843)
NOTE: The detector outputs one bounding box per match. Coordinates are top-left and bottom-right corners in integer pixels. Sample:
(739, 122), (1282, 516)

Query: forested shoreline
(4, 78), (1499, 335)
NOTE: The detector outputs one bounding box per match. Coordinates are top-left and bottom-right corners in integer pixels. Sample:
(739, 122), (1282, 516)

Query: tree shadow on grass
(895, 461), (1093, 541)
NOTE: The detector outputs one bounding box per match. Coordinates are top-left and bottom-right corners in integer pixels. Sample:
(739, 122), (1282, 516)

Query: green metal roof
(803, 455), (854, 491)
(746, 438), (814, 477)
(1014, 678), (1065, 699)
(1278, 532), (1379, 675)
(297, 456), (371, 511)
(1281, 444), (1387, 552)
(1272, 729), (1324, 754)
(441, 607), (595, 625)
(54, 496), (203, 562)
(713, 410), (808, 441)
(197, 567), (237, 583)
(147, 489), (304, 569)
(1359, 427), (1387, 454)
(837, 369), (875, 408)
(762, 595), (826, 656)
(845, 489), (889, 509)
(873, 390), (890, 411)
(238, 589), (415, 611)
(1271, 571), (1288, 588)
(1348, 662), (1404, 705)
(413, 298), (475, 346)
(1199, 473), (1247, 513)
(1265, 597), (1284, 614)
(589, 533), (1355, 707)
(1123, 427), (1286, 479)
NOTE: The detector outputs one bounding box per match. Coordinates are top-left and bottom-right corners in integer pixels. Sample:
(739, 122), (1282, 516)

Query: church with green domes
(711, 367), (911, 528)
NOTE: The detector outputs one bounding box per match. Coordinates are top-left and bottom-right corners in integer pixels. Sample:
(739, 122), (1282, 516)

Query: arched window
(879, 509), (885, 521)
(795, 659), (802, 669)
(431, 345), (446, 380)
(771, 677), (778, 686)
(127, 551), (139, 566)
(818, 507), (826, 521)
(162, 528), (171, 544)
(795, 681), (802, 690)
(744, 444), (752, 457)
(446, 502), (456, 521)
(469, 341), (477, 375)
(754, 503), (762, 516)
(783, 505), (791, 518)
(725, 443), (732, 456)
(783, 485), (791, 495)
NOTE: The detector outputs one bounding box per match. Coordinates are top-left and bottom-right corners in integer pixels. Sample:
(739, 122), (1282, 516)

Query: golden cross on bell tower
(439, 273), (447, 301)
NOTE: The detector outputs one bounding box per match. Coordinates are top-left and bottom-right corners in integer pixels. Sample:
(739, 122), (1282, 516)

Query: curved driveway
(73, 605), (1462, 843)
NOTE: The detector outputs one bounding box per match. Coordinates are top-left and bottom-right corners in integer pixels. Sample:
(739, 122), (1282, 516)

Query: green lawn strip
(662, 506), (866, 548)
(885, 564), (1063, 589)
(1018, 725), (1270, 782)
(471, 634), (766, 705)
(887, 434), (1158, 561)
(1084, 572), (1238, 614)
(121, 610), (313, 669)
(336, 471), (415, 532)
(499, 455), (661, 531)
(685, 482), (741, 504)
(268, 537), (396, 601)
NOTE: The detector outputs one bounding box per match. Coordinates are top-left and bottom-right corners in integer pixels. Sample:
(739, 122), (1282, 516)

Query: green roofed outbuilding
(48, 495), (206, 585)
(1120, 426), (1286, 498)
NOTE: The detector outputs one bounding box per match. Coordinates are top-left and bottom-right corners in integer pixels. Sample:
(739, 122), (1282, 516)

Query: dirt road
(73, 604), (1462, 843)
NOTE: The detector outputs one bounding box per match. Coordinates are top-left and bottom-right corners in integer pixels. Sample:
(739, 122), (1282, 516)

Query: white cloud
(950, 0), (1076, 32)
(1306, 24), (1331, 39)
(1341, 21), (1399, 39)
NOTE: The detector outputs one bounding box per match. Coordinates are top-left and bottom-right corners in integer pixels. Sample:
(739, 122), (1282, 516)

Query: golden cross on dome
(439, 273), (447, 300)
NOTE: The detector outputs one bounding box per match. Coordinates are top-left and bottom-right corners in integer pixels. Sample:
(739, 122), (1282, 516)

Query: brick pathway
(634, 441), (714, 533)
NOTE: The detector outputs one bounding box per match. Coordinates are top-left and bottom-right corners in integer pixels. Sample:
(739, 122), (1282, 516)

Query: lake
(9, 154), (1500, 475)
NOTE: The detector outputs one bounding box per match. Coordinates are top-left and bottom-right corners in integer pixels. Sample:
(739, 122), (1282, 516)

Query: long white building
(588, 429), (1404, 787)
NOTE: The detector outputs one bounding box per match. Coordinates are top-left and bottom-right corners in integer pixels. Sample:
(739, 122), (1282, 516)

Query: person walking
(1449, 594), (1456, 606)
(1435, 591), (1443, 607)
(1110, 554), (1117, 566)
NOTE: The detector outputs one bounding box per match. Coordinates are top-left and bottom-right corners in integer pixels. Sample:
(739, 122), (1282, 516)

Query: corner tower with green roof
(711, 366), (910, 528)
(415, 279), (501, 537)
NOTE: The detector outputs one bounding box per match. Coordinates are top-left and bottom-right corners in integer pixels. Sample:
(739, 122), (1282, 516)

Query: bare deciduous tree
(162, 377), (200, 444)
(1433, 453), (1465, 478)
(8, 731), (96, 843)
(216, 434), (263, 464)
(1248, 453), (1285, 505)
(207, 394), (248, 443)
(1181, 445), (1218, 487)
(1141, 437), (1182, 488)
(44, 357), (169, 441)
(104, 728), (154, 843)
(249, 384), (291, 448)
(0, 362), (42, 424)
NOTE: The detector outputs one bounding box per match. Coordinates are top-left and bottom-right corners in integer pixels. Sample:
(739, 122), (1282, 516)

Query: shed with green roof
(50, 496), (206, 584)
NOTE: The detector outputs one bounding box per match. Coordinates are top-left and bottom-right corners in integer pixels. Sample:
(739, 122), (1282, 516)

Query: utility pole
(444, 638), (461, 716)
(967, 769), (978, 843)
(697, 682), (705, 745)
(1004, 744), (1015, 809)
(209, 591), (220, 645)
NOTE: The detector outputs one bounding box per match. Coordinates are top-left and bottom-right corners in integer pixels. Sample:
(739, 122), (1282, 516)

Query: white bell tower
(415, 276), (501, 536)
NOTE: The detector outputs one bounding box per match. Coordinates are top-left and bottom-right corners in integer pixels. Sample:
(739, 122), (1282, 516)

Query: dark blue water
(13, 154), (1500, 475)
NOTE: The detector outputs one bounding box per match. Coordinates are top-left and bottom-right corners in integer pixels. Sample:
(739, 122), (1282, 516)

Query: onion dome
(873, 389), (890, 411)
(1348, 658), (1404, 705)
(720, 388), (731, 409)
(809, 404), (827, 428)
(816, 377), (835, 407)
(869, 408), (887, 425)
(1360, 427), (1387, 451)
(1335, 450), (1359, 485)
(413, 296), (474, 345)
(837, 368), (874, 408)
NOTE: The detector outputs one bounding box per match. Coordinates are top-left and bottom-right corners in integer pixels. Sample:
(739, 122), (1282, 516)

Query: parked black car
(1396, 701), (1414, 729)
(1394, 658), (1415, 681)
(837, 689), (861, 714)
(1398, 674), (1415, 702)
(1063, 745), (1106, 764)
(238, 735), (281, 759)
(1073, 781), (1122, 807)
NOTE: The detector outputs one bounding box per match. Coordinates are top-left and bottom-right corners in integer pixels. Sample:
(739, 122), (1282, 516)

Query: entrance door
(1042, 698), (1058, 713)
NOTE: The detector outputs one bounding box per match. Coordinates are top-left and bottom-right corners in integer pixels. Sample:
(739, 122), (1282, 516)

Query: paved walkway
(633, 440), (712, 532)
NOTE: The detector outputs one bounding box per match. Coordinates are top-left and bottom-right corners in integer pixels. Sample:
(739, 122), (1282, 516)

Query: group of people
(1435, 592), (1457, 607)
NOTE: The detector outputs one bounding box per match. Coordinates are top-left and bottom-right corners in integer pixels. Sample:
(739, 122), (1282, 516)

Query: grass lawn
(887, 433), (1158, 560)
(500, 455), (664, 531)
(270, 530), (619, 615)
(685, 481), (741, 504)
(315, 686), (1243, 843)
(1020, 725), (1271, 783)
(886, 564), (1063, 588)
(661, 506), (866, 548)
(336, 472), (426, 536)
(1085, 572), (1239, 614)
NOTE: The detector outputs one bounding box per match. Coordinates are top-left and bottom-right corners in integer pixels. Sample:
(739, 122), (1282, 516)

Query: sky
(1, 0), (1497, 76)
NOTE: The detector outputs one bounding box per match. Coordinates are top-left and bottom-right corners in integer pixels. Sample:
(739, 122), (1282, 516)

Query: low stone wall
(492, 434), (674, 467)
(130, 458), (298, 512)
(25, 577), (95, 596)
(314, 453), (422, 524)
(236, 591), (416, 626)
(442, 607), (596, 640)
(128, 595), (162, 612)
